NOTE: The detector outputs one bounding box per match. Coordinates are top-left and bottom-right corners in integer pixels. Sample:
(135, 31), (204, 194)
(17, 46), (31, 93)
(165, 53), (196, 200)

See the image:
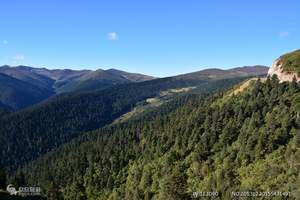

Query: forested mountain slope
(56, 68), (155, 93)
(0, 65), (154, 109)
(22, 76), (300, 200)
(0, 73), (54, 110)
(175, 65), (268, 80)
(0, 66), (55, 92)
(0, 65), (154, 94)
(0, 76), (246, 172)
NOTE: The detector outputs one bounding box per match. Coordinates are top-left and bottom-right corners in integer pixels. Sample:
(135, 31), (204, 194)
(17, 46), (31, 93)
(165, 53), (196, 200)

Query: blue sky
(0, 0), (299, 77)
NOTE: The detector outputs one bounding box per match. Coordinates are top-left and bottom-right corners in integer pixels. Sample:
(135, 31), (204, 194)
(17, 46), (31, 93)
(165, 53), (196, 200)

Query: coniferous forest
(1, 1), (300, 199)
(0, 76), (245, 173)
(0, 75), (298, 199)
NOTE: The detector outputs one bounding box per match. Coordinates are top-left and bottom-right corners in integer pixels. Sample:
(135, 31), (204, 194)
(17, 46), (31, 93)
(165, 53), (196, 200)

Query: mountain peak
(106, 68), (124, 73)
(105, 68), (155, 82)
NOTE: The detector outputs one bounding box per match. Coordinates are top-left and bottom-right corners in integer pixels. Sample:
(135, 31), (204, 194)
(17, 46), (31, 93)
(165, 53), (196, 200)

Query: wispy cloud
(13, 54), (25, 61)
(2, 40), (8, 45)
(107, 32), (119, 40)
(279, 31), (289, 38)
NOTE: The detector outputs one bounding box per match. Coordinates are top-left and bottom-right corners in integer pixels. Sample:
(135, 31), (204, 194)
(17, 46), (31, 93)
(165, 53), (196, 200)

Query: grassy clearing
(113, 87), (196, 124)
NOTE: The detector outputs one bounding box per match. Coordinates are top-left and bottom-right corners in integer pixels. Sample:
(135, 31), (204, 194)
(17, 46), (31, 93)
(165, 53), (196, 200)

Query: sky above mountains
(0, 0), (299, 77)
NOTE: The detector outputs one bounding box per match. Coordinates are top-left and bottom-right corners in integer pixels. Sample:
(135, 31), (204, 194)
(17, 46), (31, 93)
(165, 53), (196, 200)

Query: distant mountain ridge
(0, 72), (54, 110)
(0, 65), (155, 110)
(175, 65), (268, 80)
(56, 68), (155, 93)
(0, 65), (268, 110)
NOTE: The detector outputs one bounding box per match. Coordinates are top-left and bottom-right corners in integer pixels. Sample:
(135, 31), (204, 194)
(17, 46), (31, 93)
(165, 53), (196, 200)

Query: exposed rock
(268, 53), (300, 82)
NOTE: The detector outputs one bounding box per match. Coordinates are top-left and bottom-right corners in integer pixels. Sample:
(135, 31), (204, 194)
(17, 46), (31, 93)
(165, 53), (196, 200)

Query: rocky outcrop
(268, 55), (300, 82)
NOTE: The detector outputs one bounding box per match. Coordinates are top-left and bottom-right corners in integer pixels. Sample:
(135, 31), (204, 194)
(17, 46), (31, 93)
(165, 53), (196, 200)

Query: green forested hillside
(0, 76), (245, 173)
(21, 75), (300, 199)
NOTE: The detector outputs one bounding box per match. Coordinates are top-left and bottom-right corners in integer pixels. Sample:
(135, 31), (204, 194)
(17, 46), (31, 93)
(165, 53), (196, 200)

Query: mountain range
(0, 66), (154, 110)
(0, 65), (268, 110)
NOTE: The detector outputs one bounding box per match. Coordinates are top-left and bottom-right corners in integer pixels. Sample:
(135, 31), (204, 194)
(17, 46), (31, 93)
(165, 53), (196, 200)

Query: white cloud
(279, 31), (289, 38)
(2, 40), (8, 45)
(107, 32), (119, 40)
(13, 54), (25, 61)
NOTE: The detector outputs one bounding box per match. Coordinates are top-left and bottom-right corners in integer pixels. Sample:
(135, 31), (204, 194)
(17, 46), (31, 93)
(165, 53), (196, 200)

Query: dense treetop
(0, 76), (244, 173)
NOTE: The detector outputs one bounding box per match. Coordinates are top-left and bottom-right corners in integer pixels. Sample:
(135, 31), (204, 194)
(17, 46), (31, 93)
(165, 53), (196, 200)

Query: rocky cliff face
(268, 58), (299, 82)
(268, 49), (300, 82)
